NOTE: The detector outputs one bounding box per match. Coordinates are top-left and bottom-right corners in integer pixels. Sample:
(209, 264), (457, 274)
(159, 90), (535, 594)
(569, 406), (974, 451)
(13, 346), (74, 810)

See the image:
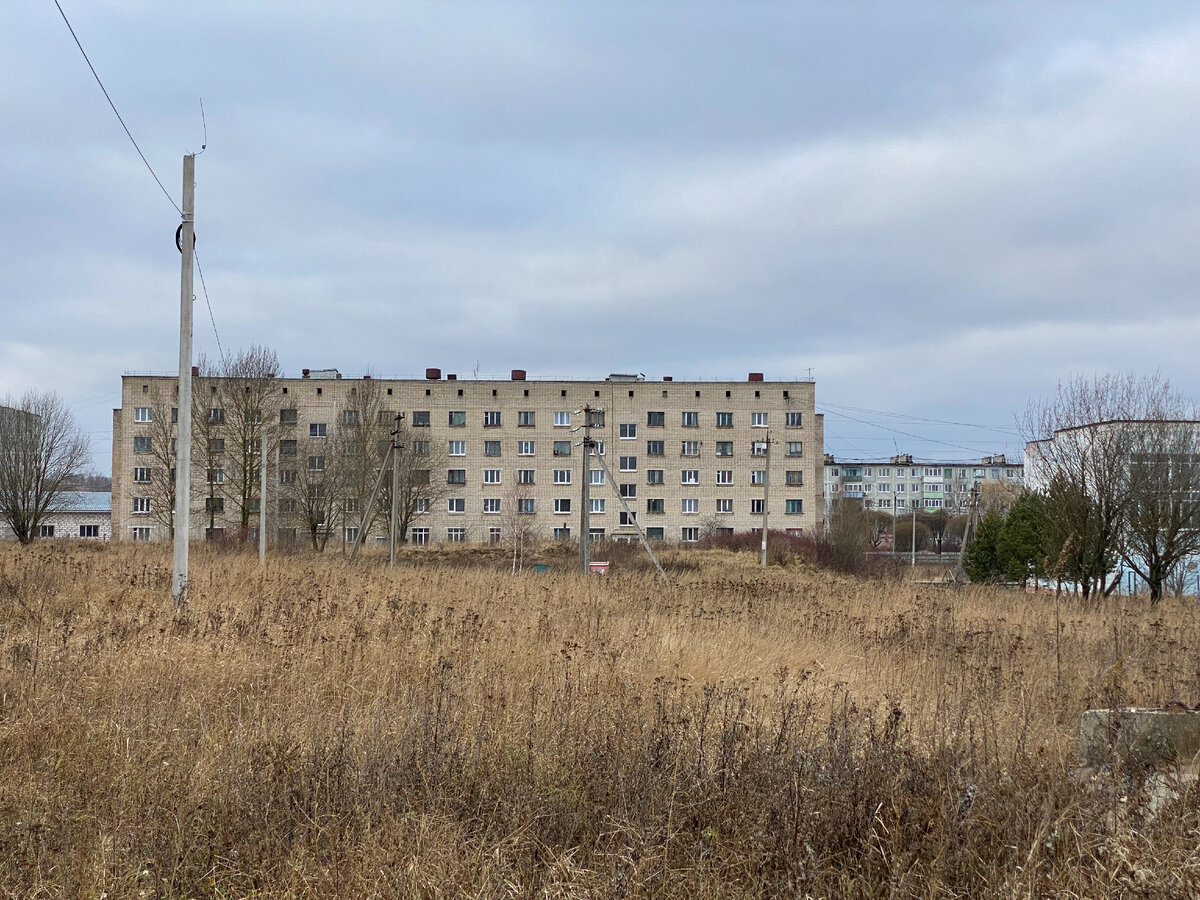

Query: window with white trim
(716, 498), (733, 514)
(448, 498), (466, 514)
(590, 469), (605, 485)
(590, 498), (606, 514)
(750, 499), (764, 514)
(786, 442), (803, 457)
(310, 423), (327, 438)
(446, 527), (466, 542)
(553, 469), (571, 485)
(646, 469), (664, 484)
(483, 410), (502, 427)
(620, 424), (637, 439)
(681, 441), (699, 457)
(134, 407), (152, 423)
(619, 483), (636, 499)
(750, 470), (765, 485)
(681, 527), (699, 543)
(681, 411), (699, 427)
(681, 498), (699, 514)
(448, 440), (466, 456)
(132, 497), (151, 514)
(517, 469), (535, 484)
(785, 499), (803, 515)
(715, 470), (733, 485)
(518, 411), (535, 427)
(483, 469), (501, 484)
(715, 412), (733, 428)
(518, 498), (536, 514)
(681, 470), (699, 485)
(132, 527), (151, 542)
(554, 498), (572, 514)
(785, 412), (803, 427)
(517, 440), (535, 455)
(411, 527), (430, 545)
(483, 498), (501, 514)
(619, 456), (637, 472)
(751, 412), (768, 428)
(554, 411), (571, 427)
(484, 441), (501, 457)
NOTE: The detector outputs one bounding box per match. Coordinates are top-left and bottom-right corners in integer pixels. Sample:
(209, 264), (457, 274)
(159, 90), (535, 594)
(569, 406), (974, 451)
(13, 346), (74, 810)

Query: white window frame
(448, 497), (466, 514)
(554, 411), (571, 427)
(483, 469), (502, 485)
(554, 498), (572, 514)
(751, 412), (768, 428)
(553, 469), (572, 485)
(681, 498), (699, 515)
(619, 424), (637, 439)
(483, 498), (501, 514)
(448, 441), (466, 456)
(681, 470), (699, 485)
(715, 470), (733, 485)
(517, 440), (536, 456)
(134, 407), (152, 423)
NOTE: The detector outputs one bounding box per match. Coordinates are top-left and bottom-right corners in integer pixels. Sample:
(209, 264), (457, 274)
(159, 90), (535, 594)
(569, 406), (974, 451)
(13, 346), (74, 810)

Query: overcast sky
(3, 2), (1198, 474)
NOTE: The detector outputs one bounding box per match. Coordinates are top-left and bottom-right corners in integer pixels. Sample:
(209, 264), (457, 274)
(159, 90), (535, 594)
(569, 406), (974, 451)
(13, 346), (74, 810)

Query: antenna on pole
(172, 154), (195, 605)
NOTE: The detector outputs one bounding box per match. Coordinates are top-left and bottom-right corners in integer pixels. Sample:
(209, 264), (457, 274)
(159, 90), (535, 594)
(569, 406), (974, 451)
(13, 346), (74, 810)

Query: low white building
(13, 492), (113, 541)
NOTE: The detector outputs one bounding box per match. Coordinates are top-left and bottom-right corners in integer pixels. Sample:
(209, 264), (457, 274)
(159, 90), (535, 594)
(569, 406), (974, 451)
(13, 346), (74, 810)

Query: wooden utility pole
(172, 154), (195, 605)
(389, 413), (403, 566)
(580, 405), (592, 573)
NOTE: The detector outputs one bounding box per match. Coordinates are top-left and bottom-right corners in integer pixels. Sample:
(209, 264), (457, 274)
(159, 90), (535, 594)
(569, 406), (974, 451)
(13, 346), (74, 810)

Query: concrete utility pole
(911, 469), (918, 571)
(580, 405), (592, 573)
(760, 435), (770, 569)
(258, 431), (267, 563)
(172, 154), (195, 605)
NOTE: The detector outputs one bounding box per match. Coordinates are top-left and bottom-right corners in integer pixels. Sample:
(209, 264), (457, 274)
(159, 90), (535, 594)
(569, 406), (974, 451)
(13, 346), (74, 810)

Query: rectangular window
(895, 483), (905, 493)
(280, 408), (298, 424)
(307, 456), (325, 471)
(310, 423), (327, 438)
(483, 410), (502, 427)
(413, 441), (431, 455)
(786, 442), (803, 457)
(554, 498), (572, 514)
(681, 441), (699, 457)
(588, 528), (605, 542)
(415, 497), (430, 514)
(751, 441), (768, 457)
(517, 469), (535, 484)
(681, 498), (699, 515)
(553, 526), (572, 540)
(785, 412), (803, 428)
(448, 411), (466, 427)
(925, 467), (942, 477)
(133, 436), (151, 453)
(647, 411), (665, 427)
(716, 498), (733, 514)
(876, 482), (890, 492)
(344, 526), (359, 543)
(554, 411), (571, 427)
(517, 440), (536, 456)
(131, 527), (151, 542)
(786, 499), (803, 515)
(483, 469), (501, 484)
(646, 527), (664, 541)
(448, 498), (466, 514)
(207, 438), (225, 454)
(446, 527), (467, 542)
(553, 440), (572, 456)
(645, 498), (664, 514)
(751, 470), (765, 485)
(341, 410), (360, 426)
(280, 439), (297, 456)
(489, 526), (503, 543)
(448, 440), (466, 456)
(484, 440), (501, 457)
(896, 499), (906, 509)
(619, 483), (636, 499)
(134, 407), (152, 423)
(590, 498), (606, 514)
(447, 469), (466, 484)
(715, 441), (733, 457)
(715, 470), (733, 485)
(205, 497), (225, 513)
(750, 499), (764, 514)
(79, 525), (99, 538)
(681, 527), (699, 543)
(681, 470), (699, 485)
(279, 469), (297, 484)
(518, 498), (536, 514)
(590, 440), (605, 456)
(208, 408), (225, 425)
(879, 468), (891, 477)
(681, 411), (699, 427)
(646, 440), (665, 456)
(553, 469), (572, 485)
(716, 411), (733, 428)
(925, 498), (943, 508)
(620, 511), (636, 526)
(786, 470), (804, 486)
(751, 412), (768, 428)
(132, 497), (152, 514)
(590, 469), (605, 485)
(619, 456), (637, 472)
(620, 423), (637, 439)
(411, 528), (430, 545)
(646, 469), (664, 485)
(412, 411), (431, 427)
(171, 408), (178, 424)
(517, 410), (535, 427)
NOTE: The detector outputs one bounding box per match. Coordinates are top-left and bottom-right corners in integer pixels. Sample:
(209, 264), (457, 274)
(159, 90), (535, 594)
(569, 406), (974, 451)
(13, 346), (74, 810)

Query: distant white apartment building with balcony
(823, 453), (1023, 515)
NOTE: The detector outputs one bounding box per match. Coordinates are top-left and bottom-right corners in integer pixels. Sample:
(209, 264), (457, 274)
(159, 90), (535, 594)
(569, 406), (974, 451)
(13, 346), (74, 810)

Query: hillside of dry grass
(3, 542), (1200, 897)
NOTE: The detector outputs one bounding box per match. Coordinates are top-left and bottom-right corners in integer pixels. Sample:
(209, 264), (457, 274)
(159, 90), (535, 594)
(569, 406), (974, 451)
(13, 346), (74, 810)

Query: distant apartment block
(823, 453), (1023, 515)
(112, 369), (824, 546)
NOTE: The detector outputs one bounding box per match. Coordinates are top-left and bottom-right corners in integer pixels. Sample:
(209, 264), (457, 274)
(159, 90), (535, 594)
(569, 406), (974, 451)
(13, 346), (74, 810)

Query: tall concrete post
(760, 435), (770, 569)
(258, 431), (267, 563)
(580, 405), (591, 573)
(172, 154), (195, 605)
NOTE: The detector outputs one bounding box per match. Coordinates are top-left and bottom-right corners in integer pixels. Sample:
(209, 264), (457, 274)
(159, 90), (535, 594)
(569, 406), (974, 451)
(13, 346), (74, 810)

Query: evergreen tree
(963, 513), (1006, 583)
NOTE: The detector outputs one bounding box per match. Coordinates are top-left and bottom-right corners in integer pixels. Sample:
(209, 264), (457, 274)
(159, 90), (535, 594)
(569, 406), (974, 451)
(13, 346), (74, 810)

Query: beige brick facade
(112, 372), (823, 546)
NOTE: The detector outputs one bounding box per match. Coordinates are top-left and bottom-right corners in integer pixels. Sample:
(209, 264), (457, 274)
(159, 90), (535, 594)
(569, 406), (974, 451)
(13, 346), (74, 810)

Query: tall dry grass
(2, 541), (1200, 897)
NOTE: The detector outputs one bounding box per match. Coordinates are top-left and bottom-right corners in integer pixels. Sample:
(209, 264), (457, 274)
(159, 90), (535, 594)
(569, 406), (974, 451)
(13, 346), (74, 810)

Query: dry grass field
(3, 542), (1200, 898)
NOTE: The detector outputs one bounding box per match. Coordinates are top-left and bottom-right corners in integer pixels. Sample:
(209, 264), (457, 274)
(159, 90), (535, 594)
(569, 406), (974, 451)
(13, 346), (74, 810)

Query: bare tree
(384, 426), (449, 545)
(143, 386), (179, 537)
(334, 377), (392, 539)
(282, 435), (342, 551)
(824, 497), (872, 574)
(0, 391), (90, 544)
(191, 358), (228, 539)
(1022, 373), (1198, 600)
(217, 346), (281, 538)
(501, 482), (539, 572)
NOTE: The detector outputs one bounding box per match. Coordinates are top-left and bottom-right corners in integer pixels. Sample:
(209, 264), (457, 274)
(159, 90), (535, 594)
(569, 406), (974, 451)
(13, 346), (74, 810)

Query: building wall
(113, 373), (823, 545)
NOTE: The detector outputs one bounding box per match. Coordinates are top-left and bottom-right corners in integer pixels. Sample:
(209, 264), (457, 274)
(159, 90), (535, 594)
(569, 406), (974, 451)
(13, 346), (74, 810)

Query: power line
(819, 400), (1020, 435)
(194, 250), (225, 363)
(52, 0), (182, 217)
(819, 407), (1002, 455)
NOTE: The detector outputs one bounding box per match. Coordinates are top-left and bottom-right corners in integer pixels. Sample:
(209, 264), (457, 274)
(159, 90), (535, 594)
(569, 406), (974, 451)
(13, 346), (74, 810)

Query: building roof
(58, 491), (111, 513)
